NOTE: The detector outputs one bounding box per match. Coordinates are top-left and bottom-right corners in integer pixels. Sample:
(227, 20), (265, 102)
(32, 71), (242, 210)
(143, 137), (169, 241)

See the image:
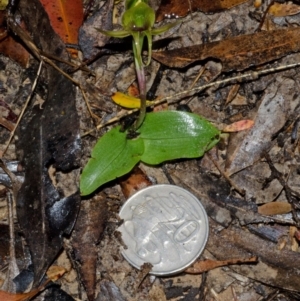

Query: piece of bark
(226, 79), (295, 175)
(152, 27), (300, 72)
(14, 0), (81, 285)
(70, 193), (108, 301)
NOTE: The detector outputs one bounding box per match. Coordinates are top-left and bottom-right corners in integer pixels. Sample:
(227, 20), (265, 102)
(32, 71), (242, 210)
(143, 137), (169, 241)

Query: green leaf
(80, 126), (144, 196)
(138, 111), (220, 164)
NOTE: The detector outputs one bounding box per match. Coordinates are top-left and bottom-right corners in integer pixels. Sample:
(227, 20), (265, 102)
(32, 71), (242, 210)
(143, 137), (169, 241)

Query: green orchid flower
(97, 0), (180, 129)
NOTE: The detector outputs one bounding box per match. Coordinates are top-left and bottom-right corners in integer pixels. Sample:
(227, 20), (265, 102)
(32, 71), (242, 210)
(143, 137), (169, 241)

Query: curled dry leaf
(185, 257), (257, 274)
(258, 202), (292, 216)
(268, 2), (300, 17)
(152, 27), (300, 72)
(156, 0), (248, 21)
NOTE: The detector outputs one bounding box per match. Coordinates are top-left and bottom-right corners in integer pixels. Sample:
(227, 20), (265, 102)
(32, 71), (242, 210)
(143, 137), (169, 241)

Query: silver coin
(118, 184), (209, 276)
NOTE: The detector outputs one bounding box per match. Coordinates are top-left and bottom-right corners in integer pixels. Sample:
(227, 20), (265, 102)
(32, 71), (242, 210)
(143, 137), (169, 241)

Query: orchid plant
(97, 0), (180, 129)
(80, 1), (220, 196)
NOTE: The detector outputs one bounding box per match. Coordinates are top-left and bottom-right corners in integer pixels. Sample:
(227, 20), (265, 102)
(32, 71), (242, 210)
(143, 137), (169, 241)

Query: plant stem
(132, 37), (147, 130)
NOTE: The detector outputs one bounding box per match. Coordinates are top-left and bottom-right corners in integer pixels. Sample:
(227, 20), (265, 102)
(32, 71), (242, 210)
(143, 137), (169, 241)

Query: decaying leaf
(0, 12), (29, 67)
(39, 0), (83, 56)
(15, 0), (81, 284)
(0, 266), (65, 301)
(152, 27), (300, 72)
(119, 166), (152, 198)
(268, 2), (300, 17)
(258, 202), (292, 216)
(70, 193), (108, 301)
(156, 0), (248, 21)
(185, 257), (257, 274)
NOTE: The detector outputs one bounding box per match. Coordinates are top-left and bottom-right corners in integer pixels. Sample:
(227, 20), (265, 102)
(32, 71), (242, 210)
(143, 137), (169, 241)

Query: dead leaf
(0, 289), (41, 301)
(156, 0), (248, 22)
(222, 120), (254, 132)
(0, 12), (29, 67)
(39, 0), (83, 56)
(152, 27), (300, 72)
(258, 202), (292, 215)
(70, 193), (108, 301)
(15, 0), (81, 285)
(0, 266), (65, 301)
(119, 167), (152, 198)
(268, 2), (300, 17)
(185, 257), (257, 274)
(46, 265), (66, 281)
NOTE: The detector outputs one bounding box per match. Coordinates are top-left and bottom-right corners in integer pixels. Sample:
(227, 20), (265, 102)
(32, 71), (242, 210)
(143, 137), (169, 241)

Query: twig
(207, 151), (245, 196)
(2, 61), (43, 158)
(83, 60), (300, 136)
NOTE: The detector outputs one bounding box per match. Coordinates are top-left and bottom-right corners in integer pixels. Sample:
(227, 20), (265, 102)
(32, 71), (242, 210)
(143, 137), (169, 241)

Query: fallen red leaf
(39, 0), (84, 56)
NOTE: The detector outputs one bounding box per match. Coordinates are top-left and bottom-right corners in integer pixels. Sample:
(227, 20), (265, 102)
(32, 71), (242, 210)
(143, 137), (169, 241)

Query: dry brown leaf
(156, 0), (248, 22)
(152, 27), (300, 72)
(0, 12), (29, 67)
(185, 257), (257, 274)
(268, 2), (300, 17)
(0, 266), (66, 301)
(46, 265), (67, 281)
(258, 202), (292, 216)
(119, 167), (152, 198)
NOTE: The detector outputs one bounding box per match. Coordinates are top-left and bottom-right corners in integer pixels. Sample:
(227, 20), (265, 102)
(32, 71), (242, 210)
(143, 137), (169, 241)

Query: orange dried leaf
(185, 257), (257, 274)
(0, 288), (41, 301)
(223, 120), (254, 132)
(39, 0), (83, 56)
(258, 202), (292, 216)
(268, 2), (300, 17)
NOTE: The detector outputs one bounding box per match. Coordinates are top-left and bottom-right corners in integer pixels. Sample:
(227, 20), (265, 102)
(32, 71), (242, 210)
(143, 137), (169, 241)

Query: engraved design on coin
(118, 185), (209, 275)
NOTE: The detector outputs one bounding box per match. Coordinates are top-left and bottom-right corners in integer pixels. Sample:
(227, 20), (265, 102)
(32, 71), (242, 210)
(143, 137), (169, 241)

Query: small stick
(83, 61), (300, 136)
(207, 151), (245, 196)
(2, 61), (43, 157)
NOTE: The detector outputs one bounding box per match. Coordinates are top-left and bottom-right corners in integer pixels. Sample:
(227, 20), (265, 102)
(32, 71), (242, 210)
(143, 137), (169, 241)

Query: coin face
(118, 184), (209, 276)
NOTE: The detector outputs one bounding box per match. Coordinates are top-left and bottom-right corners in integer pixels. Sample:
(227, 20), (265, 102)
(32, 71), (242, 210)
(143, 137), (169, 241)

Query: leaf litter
(0, 0), (300, 300)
